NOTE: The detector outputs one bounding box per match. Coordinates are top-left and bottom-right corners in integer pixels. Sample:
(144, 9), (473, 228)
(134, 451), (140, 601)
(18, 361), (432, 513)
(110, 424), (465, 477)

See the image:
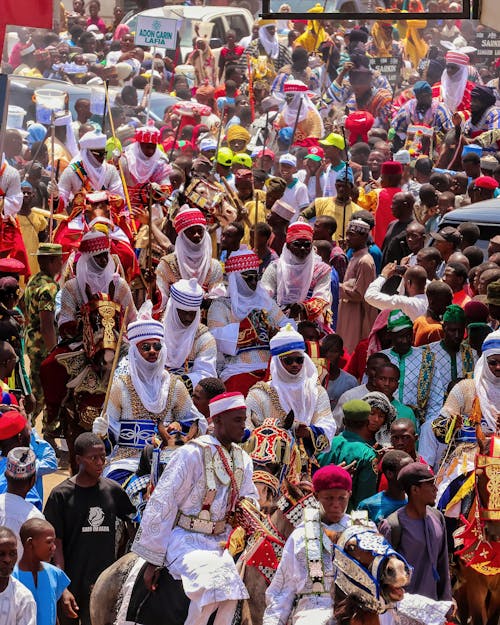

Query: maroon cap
(312, 465), (352, 493)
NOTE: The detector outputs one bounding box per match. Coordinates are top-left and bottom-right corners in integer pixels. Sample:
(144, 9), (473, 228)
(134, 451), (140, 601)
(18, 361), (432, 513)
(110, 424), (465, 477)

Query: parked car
(438, 199), (500, 253)
(122, 5), (254, 63)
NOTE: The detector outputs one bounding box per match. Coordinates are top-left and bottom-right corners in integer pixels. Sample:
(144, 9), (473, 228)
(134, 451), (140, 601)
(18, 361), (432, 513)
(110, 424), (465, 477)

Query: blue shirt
(357, 491), (407, 524)
(13, 562), (70, 625)
(346, 242), (382, 275)
(0, 431), (57, 510)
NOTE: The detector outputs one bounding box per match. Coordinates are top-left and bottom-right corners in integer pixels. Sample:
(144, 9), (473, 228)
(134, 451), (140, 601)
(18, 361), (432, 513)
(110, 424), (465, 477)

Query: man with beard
(462, 85), (500, 152)
(208, 250), (290, 395)
(261, 222), (332, 332)
(391, 81), (453, 152)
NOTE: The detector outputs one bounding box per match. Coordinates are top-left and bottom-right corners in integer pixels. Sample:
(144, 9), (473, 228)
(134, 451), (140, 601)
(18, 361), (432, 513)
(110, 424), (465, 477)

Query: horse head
(81, 281), (122, 383)
(330, 523), (412, 622)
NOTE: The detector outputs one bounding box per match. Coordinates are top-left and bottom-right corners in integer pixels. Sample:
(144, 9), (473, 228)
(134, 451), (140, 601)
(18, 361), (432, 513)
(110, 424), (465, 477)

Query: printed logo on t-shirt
(82, 506), (110, 533)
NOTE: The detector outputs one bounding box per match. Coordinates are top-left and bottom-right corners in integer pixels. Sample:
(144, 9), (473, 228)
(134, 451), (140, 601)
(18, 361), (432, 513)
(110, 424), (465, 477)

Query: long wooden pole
(100, 304), (129, 421)
(48, 112), (56, 241)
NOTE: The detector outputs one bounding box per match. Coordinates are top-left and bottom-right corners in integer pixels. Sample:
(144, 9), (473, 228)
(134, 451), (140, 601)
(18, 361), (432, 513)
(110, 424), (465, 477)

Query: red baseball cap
(305, 146), (325, 162)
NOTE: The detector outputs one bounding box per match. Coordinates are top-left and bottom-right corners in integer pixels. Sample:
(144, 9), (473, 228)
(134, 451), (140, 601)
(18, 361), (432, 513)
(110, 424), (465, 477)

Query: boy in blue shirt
(13, 518), (78, 625)
(358, 449), (412, 525)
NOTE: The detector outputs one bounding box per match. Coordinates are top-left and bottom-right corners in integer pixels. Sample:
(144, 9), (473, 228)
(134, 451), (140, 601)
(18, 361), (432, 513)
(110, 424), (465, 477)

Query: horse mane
(334, 589), (380, 625)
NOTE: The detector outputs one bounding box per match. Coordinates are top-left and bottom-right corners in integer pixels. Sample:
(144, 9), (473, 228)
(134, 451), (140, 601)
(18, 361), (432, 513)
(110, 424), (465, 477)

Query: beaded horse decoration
(332, 523), (413, 614)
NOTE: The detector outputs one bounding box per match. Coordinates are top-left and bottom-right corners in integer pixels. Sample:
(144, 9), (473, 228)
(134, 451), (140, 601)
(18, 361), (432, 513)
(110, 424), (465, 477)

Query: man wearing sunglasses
(49, 129), (124, 212)
(208, 249), (291, 397)
(246, 324), (336, 470)
(261, 221), (332, 333)
(93, 311), (206, 485)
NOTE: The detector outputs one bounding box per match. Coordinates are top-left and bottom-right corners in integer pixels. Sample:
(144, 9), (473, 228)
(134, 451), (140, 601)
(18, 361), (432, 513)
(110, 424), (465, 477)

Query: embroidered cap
(225, 250), (260, 274)
(269, 323), (305, 357)
(209, 392), (246, 418)
(173, 207), (207, 235)
(135, 125), (161, 145)
(286, 222), (314, 243)
(170, 278), (204, 311)
(5, 447), (36, 480)
(79, 230), (110, 256)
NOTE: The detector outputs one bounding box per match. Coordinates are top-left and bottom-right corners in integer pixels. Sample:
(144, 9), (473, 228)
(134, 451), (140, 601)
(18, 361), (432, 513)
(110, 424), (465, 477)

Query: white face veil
(175, 230), (213, 287)
(126, 141), (162, 184)
(440, 64), (468, 113)
(473, 330), (500, 433)
(80, 148), (108, 191)
(127, 306), (170, 413)
(163, 302), (200, 370)
(76, 252), (116, 302)
(276, 246), (316, 307)
(227, 272), (275, 321)
(269, 351), (318, 424)
(258, 25), (279, 59)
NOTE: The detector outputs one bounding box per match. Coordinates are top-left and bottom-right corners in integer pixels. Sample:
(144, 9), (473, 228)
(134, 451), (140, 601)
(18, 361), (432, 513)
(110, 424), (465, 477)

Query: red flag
(1, 0), (53, 59)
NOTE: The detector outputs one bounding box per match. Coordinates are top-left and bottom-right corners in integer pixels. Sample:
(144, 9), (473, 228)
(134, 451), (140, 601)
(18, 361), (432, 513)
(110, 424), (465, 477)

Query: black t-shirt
(44, 477), (135, 602)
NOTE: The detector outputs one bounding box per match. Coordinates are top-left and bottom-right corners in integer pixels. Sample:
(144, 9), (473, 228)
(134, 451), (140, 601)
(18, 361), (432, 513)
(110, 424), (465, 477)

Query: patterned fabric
(156, 253), (223, 311)
(391, 98), (453, 140)
(58, 159), (123, 207)
(246, 381), (334, 454)
(324, 82), (393, 130)
(464, 105), (500, 152)
(427, 341), (477, 397)
(239, 40), (291, 77)
(382, 347), (445, 422)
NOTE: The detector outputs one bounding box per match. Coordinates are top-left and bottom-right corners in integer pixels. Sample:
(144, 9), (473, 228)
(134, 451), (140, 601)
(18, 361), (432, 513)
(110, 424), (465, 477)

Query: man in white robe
(264, 465), (352, 625)
(132, 392), (259, 625)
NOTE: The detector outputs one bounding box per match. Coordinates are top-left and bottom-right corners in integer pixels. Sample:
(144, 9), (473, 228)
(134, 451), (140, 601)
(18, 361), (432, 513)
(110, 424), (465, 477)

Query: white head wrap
(225, 250), (275, 321)
(127, 301), (169, 414)
(164, 279), (203, 369)
(75, 231), (116, 303)
(275, 246), (316, 307)
(268, 325), (318, 424)
(125, 141), (162, 185)
(439, 64), (468, 113)
(258, 25), (279, 59)
(77, 130), (108, 192)
(473, 330), (500, 434)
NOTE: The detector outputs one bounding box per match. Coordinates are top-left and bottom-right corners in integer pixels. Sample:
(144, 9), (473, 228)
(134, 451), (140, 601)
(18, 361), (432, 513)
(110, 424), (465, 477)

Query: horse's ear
(283, 410), (294, 431)
(109, 280), (115, 300)
(85, 284), (93, 300)
(283, 477), (305, 502)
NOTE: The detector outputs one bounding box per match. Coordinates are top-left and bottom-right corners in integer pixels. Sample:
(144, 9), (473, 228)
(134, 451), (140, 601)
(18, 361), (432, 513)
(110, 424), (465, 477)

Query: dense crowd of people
(0, 1), (500, 625)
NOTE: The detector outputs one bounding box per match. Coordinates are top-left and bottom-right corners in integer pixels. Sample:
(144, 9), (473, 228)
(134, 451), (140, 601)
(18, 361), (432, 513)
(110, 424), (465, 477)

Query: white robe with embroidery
(263, 514), (351, 625)
(132, 435), (259, 607)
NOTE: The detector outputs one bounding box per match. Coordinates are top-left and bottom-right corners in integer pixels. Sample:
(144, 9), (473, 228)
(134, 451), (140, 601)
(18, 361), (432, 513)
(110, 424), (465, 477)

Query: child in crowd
(0, 526), (36, 625)
(13, 518), (78, 625)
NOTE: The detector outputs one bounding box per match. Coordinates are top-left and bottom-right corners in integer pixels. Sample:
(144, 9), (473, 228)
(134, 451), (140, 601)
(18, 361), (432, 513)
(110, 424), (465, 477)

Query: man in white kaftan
(50, 129), (124, 210)
(264, 465), (352, 625)
(132, 392), (259, 625)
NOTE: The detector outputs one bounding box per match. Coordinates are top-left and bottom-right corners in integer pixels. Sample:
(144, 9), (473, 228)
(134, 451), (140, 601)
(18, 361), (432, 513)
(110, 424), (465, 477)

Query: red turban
(345, 111), (375, 145)
(0, 411), (27, 440)
(474, 175), (499, 190)
(312, 465), (352, 493)
(286, 222), (314, 244)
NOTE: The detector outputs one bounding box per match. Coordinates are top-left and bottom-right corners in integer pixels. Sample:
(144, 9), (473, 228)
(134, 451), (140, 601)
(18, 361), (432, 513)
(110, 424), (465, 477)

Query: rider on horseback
(132, 391), (259, 625)
(263, 465), (352, 625)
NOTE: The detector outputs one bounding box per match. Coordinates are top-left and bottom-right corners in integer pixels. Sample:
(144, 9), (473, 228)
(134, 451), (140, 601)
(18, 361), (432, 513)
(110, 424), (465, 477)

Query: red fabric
(224, 370), (267, 397)
(0, 220), (30, 278)
(225, 251), (260, 273)
(373, 187), (401, 249)
(286, 222), (314, 243)
(111, 240), (141, 281)
(174, 208), (206, 234)
(1, 1), (52, 54)
(345, 338), (368, 382)
(0, 410), (26, 439)
(40, 347), (71, 430)
(432, 81), (474, 119)
(313, 465), (352, 492)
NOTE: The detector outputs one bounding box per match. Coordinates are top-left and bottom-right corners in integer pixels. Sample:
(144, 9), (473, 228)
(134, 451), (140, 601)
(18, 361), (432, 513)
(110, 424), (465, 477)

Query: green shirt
(391, 399), (420, 434)
(318, 430), (377, 510)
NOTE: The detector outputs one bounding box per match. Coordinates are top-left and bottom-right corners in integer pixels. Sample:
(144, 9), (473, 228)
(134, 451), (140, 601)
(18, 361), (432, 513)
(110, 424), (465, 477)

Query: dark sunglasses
(89, 149), (105, 157)
(241, 271), (259, 280)
(290, 240), (312, 249)
(139, 342), (163, 353)
(281, 356), (304, 366)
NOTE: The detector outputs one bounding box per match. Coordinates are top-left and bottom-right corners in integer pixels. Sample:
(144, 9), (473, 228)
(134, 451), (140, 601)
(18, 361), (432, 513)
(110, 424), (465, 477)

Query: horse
(451, 434), (500, 625)
(89, 477), (311, 625)
(330, 522), (412, 625)
(56, 282), (125, 472)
